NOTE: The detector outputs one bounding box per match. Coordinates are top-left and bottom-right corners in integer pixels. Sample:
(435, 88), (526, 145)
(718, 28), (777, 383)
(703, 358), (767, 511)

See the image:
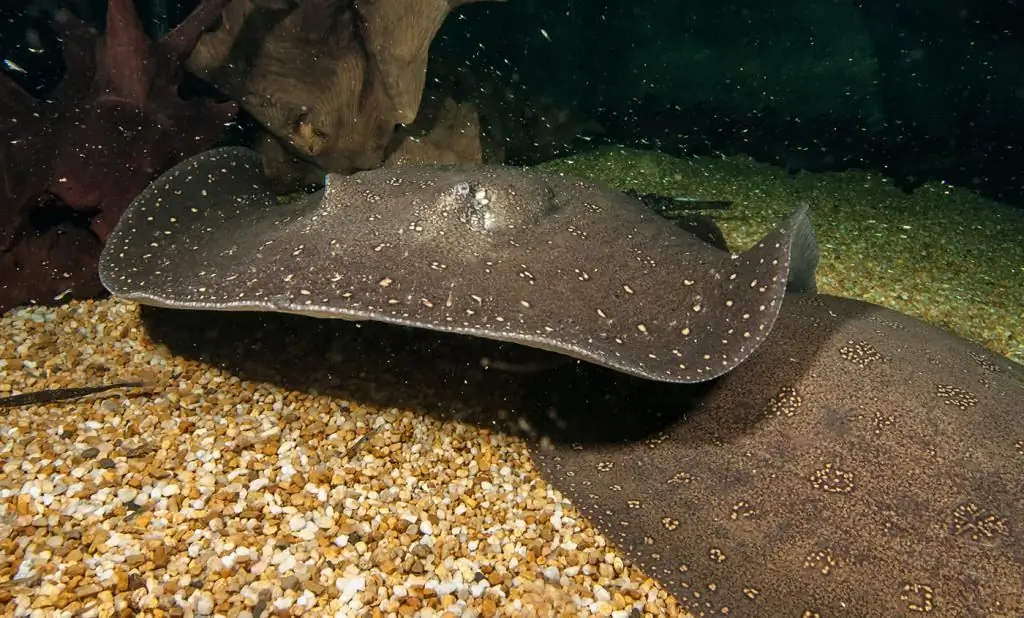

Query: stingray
(530, 292), (1024, 617)
(98, 146), (818, 384)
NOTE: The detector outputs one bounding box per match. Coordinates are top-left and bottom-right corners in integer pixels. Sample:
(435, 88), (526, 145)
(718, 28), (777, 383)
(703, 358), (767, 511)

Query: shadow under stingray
(136, 289), (848, 450)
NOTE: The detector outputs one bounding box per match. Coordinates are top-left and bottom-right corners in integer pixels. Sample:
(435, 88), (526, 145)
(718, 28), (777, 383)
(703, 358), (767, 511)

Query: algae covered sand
(538, 147), (1024, 364)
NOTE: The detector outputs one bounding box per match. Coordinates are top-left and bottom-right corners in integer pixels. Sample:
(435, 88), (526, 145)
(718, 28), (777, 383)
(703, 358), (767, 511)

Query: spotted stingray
(98, 146), (817, 383)
(530, 293), (1024, 617)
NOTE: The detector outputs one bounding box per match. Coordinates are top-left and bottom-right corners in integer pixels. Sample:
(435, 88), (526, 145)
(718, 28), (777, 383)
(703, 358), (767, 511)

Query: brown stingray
(98, 146), (817, 384)
(530, 293), (1024, 617)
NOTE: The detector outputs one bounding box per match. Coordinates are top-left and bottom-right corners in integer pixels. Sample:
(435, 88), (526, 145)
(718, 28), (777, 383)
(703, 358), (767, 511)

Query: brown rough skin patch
(530, 293), (1024, 618)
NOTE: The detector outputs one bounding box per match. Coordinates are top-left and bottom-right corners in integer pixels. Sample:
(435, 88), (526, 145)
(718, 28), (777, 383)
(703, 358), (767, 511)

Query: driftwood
(187, 0), (504, 188)
(384, 94), (484, 167)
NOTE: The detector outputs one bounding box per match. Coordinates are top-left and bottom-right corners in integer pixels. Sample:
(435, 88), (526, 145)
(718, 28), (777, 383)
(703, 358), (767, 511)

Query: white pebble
(296, 522), (318, 541)
(288, 514), (306, 533)
(469, 579), (489, 598)
(296, 590), (316, 608)
(337, 576), (365, 602)
(195, 591), (214, 615)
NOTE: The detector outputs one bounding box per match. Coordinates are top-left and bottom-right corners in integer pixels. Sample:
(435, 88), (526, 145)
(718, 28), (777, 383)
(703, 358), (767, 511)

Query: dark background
(3, 0), (1023, 208)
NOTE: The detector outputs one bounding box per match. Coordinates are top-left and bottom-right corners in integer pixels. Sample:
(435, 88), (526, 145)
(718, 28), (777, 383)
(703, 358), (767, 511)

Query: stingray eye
(456, 183), (493, 232)
(453, 181), (472, 196)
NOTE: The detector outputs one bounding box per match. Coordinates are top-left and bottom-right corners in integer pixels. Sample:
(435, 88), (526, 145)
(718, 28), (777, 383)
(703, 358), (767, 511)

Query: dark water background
(5, 0), (1020, 207)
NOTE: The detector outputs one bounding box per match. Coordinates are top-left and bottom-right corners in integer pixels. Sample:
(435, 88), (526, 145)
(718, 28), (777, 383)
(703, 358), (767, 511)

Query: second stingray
(99, 147), (817, 383)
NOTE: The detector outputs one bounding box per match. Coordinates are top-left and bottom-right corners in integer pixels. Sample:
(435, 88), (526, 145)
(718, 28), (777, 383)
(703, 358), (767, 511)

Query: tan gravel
(0, 299), (687, 617)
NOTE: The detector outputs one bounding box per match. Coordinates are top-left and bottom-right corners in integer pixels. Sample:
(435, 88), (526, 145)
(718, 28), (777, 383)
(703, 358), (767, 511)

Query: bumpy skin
(0, 0), (236, 314)
(531, 293), (1024, 618)
(100, 147), (812, 384)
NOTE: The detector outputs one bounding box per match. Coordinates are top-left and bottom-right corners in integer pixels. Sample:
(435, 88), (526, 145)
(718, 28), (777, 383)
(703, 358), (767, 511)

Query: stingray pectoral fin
(681, 204), (816, 379)
(783, 203), (819, 294)
(99, 147), (279, 295)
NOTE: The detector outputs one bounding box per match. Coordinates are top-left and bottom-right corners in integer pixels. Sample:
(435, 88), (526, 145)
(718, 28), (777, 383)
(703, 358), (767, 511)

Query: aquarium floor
(2, 151), (1021, 617)
(0, 298), (686, 617)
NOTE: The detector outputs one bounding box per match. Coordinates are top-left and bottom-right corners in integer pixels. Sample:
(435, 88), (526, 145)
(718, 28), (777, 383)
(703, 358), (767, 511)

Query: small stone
(288, 514), (306, 533)
(195, 591), (215, 615)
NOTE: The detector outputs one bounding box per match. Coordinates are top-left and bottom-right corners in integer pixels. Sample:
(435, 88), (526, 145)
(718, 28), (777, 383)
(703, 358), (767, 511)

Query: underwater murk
(1, 1), (1022, 617)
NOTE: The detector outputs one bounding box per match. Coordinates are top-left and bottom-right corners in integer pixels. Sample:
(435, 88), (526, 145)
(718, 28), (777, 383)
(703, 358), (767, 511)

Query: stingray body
(531, 293), (1024, 617)
(99, 147), (816, 383)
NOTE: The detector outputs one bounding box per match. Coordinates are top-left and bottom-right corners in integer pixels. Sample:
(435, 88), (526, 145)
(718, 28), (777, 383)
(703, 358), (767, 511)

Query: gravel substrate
(2, 149), (1020, 617)
(0, 300), (686, 617)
